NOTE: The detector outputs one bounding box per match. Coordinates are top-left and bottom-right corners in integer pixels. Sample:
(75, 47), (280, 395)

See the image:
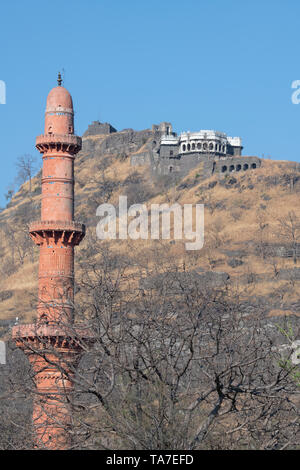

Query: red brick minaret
(12, 74), (86, 449)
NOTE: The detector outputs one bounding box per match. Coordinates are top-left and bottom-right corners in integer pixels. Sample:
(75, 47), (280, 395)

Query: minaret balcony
(36, 134), (82, 154)
(12, 323), (94, 352)
(29, 220), (85, 246)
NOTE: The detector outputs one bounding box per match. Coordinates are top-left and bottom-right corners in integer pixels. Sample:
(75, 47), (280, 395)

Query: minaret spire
(57, 71), (62, 86)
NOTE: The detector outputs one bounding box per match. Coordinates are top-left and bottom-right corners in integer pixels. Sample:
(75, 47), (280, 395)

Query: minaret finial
(57, 71), (62, 86)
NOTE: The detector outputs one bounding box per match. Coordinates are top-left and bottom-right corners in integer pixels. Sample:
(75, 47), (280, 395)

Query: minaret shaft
(41, 153), (74, 221)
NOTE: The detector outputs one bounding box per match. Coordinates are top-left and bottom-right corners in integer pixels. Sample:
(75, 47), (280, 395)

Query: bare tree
(0, 222), (33, 267)
(256, 211), (269, 260)
(4, 185), (14, 202)
(15, 154), (38, 194)
(0, 343), (34, 450)
(277, 211), (300, 265)
(1, 247), (299, 450)
(72, 254), (299, 450)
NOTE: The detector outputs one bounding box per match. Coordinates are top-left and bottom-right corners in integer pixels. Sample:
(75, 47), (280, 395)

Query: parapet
(36, 134), (82, 154)
(83, 121), (117, 137)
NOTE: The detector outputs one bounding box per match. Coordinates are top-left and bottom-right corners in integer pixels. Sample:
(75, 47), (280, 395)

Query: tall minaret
(12, 75), (86, 449)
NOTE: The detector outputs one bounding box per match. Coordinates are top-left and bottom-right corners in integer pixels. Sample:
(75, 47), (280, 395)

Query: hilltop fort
(84, 120), (261, 180)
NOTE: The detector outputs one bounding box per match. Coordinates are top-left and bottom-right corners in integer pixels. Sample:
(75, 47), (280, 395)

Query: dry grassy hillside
(0, 127), (300, 338)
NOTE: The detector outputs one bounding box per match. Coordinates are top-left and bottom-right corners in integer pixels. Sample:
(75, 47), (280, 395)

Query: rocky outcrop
(82, 126), (153, 158)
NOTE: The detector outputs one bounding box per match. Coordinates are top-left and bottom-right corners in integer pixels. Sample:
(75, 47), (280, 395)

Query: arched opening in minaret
(40, 313), (49, 324)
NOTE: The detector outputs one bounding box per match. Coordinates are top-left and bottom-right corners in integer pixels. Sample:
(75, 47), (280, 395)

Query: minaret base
(12, 324), (93, 449)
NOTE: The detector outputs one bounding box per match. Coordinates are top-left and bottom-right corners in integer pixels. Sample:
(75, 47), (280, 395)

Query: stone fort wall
(130, 122), (261, 180)
(82, 120), (262, 181)
(131, 149), (261, 180)
(83, 121), (117, 137)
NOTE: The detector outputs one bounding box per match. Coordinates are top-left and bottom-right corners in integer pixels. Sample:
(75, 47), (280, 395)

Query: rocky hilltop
(0, 121), (300, 338)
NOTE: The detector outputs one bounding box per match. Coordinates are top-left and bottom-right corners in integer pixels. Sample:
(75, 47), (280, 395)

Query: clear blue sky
(0, 0), (300, 207)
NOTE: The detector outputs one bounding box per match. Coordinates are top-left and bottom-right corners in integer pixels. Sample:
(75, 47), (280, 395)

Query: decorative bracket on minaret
(29, 220), (85, 246)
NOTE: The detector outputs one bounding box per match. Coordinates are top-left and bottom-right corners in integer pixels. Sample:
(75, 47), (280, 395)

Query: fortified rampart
(130, 121), (261, 179)
(81, 120), (261, 181)
(83, 120), (117, 137)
